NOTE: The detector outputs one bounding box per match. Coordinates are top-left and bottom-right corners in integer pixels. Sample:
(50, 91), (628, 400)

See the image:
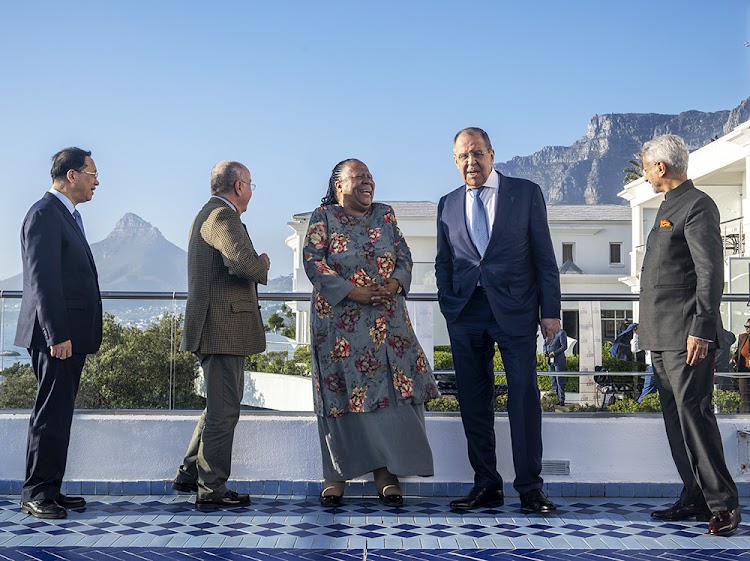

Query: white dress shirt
(464, 168), (499, 236)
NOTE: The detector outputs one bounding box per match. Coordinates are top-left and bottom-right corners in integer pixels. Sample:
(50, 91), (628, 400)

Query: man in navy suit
(16, 147), (103, 519)
(436, 128), (561, 512)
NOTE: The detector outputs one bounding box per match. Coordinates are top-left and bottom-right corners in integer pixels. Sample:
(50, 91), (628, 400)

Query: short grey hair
(642, 134), (689, 176)
(453, 127), (493, 152)
(210, 161), (246, 196)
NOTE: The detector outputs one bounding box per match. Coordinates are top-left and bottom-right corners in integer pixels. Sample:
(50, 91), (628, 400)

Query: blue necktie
(470, 187), (489, 256)
(73, 209), (86, 239)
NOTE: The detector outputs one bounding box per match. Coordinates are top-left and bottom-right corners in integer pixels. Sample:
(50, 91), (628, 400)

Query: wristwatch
(396, 280), (403, 294)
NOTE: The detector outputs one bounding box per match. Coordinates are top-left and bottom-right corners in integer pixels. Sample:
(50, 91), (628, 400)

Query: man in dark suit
(16, 147), (103, 519)
(638, 134), (740, 536)
(436, 127), (561, 512)
(172, 160), (270, 510)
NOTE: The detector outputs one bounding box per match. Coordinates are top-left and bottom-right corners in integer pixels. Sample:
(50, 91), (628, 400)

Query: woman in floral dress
(303, 158), (439, 508)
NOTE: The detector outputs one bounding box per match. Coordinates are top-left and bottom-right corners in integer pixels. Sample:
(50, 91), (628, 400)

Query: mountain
(0, 213), (294, 295)
(496, 96), (750, 205)
(90, 213), (187, 291)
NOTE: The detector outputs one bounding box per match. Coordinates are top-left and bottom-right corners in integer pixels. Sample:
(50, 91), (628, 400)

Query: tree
(623, 152), (643, 184)
(0, 362), (36, 408)
(267, 312), (285, 333)
(76, 312), (204, 409)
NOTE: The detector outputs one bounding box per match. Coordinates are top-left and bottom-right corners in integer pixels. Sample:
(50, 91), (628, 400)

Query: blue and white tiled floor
(1, 494), (749, 561)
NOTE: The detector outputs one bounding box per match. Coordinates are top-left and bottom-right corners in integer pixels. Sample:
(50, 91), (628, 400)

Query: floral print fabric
(303, 203), (439, 417)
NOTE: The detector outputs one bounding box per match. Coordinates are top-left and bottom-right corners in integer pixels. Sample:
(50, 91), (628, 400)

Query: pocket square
(660, 219), (673, 228)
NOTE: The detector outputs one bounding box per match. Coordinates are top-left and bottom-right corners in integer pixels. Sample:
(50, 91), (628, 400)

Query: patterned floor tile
(0, 495), (748, 555)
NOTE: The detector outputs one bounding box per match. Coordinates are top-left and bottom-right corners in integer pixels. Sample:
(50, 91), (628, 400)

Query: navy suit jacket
(435, 173), (560, 336)
(15, 192), (103, 354)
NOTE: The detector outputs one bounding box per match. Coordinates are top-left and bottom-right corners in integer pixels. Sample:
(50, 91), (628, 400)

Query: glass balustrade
(0, 290), (748, 415)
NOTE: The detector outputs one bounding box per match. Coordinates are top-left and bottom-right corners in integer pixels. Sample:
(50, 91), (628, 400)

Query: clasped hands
(348, 279), (400, 305)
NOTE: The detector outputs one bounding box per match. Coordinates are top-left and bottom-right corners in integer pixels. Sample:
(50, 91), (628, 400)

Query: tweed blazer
(638, 180), (724, 351)
(181, 198), (268, 356)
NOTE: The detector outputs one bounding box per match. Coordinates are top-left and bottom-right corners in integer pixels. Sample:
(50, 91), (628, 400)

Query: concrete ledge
(1, 411), (749, 488)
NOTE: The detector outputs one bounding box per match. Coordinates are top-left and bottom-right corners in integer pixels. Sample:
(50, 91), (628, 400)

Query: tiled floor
(0, 494), (748, 560)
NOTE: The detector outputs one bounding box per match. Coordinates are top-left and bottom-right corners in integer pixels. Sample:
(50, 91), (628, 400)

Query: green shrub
(601, 342), (647, 372)
(245, 351), (307, 376)
(540, 392), (559, 412)
(426, 396), (460, 412)
(714, 390), (741, 414)
(433, 351), (454, 370)
(494, 394), (508, 412)
(567, 403), (599, 412)
(638, 392), (662, 412)
(608, 397), (639, 413)
(566, 355), (579, 372)
(434, 345), (452, 353)
(0, 362), (37, 408)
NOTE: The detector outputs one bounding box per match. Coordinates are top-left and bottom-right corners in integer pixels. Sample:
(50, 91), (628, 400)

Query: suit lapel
(45, 193), (98, 275)
(487, 173), (514, 247)
(451, 187), (480, 257)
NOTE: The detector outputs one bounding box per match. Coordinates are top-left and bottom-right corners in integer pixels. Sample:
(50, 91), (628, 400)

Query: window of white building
(609, 242), (623, 265)
(562, 242), (574, 264)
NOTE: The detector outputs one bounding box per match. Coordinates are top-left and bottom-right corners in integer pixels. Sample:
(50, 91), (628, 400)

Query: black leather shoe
(195, 490), (250, 510)
(56, 494), (86, 508)
(378, 484), (404, 507)
(172, 479), (199, 493)
(520, 489), (557, 513)
(20, 500), (67, 519)
(708, 507), (741, 536)
(449, 487), (504, 510)
(651, 500), (712, 521)
(319, 493), (344, 508)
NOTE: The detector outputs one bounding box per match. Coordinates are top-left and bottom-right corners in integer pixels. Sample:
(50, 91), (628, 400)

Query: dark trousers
(652, 349), (739, 511)
(22, 349), (86, 502)
(447, 289), (543, 494)
(177, 353), (244, 499)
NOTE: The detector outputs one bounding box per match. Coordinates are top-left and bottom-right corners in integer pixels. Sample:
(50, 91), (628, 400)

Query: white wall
(1, 412), (748, 486)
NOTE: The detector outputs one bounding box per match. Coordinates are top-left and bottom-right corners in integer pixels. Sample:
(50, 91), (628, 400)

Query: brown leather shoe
(651, 500), (712, 521)
(708, 507), (741, 536)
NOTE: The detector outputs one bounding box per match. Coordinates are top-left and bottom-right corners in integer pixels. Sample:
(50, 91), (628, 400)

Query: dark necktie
(73, 209), (86, 239)
(470, 187), (489, 256)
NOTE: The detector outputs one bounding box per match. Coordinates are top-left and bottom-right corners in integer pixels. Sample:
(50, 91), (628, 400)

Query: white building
(286, 201), (633, 352)
(620, 119), (750, 332)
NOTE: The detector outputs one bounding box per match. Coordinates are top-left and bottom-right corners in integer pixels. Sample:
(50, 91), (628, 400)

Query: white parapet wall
(1, 411), (749, 485)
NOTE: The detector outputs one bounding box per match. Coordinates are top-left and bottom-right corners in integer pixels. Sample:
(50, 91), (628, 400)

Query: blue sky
(0, 0), (748, 280)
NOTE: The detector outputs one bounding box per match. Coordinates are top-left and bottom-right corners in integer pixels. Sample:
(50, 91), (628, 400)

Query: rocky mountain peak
(106, 213), (163, 242)
(497, 96), (750, 205)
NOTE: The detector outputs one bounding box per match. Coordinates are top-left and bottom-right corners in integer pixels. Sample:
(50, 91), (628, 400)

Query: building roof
(547, 205), (631, 221)
(293, 202), (630, 222)
(293, 201), (437, 220)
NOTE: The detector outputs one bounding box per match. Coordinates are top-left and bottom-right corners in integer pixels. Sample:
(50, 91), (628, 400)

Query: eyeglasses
(77, 169), (98, 179)
(744, 325), (750, 329)
(642, 162), (659, 177)
(455, 150), (487, 162)
(239, 180), (257, 191)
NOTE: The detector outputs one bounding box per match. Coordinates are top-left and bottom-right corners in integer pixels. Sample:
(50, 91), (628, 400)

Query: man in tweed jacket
(173, 160), (270, 510)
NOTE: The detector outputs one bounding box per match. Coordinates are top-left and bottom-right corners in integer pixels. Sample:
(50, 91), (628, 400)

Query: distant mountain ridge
(496, 96), (750, 204)
(0, 213), (293, 293)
